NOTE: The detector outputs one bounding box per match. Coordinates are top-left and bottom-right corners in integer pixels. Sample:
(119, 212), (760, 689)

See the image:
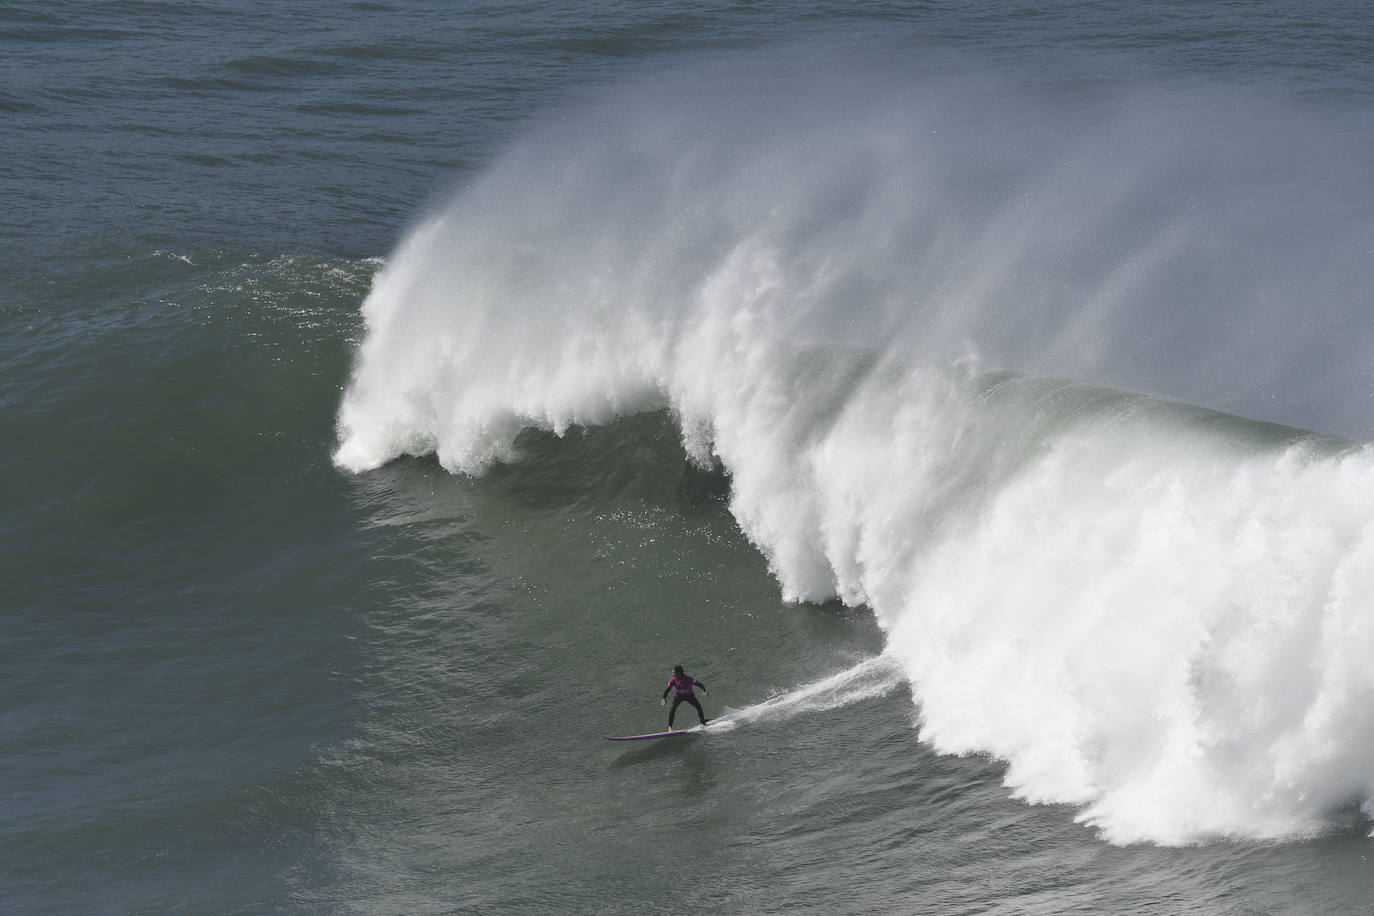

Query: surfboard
(604, 729), (695, 741)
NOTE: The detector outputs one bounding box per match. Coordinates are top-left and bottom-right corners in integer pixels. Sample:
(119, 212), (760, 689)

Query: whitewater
(334, 65), (1374, 846)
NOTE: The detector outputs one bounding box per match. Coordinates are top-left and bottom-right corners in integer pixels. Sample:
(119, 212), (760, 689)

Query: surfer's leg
(668, 695), (684, 729)
(686, 694), (706, 725)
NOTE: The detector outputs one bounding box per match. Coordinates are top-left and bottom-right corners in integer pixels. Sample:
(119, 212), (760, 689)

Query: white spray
(335, 63), (1374, 844)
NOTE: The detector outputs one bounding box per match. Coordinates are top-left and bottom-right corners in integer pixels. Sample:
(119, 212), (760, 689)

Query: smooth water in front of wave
(7, 1), (1374, 913)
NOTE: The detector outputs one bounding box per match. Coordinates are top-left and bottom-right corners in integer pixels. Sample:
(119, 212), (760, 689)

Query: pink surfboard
(604, 729), (696, 741)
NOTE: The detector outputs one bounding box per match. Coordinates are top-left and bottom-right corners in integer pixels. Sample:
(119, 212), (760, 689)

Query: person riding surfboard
(661, 664), (709, 730)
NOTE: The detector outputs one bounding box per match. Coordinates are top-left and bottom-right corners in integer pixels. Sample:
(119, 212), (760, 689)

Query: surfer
(661, 664), (709, 730)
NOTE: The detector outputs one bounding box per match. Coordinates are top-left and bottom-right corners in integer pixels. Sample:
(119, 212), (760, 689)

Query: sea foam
(336, 63), (1374, 844)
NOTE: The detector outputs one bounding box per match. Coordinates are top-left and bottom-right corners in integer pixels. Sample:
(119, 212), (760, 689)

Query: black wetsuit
(663, 674), (708, 727)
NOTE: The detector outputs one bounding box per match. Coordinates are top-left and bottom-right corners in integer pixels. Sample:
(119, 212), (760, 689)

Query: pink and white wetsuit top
(664, 674), (704, 698)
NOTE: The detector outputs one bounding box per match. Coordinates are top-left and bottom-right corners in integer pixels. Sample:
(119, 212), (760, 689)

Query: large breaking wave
(335, 62), (1374, 844)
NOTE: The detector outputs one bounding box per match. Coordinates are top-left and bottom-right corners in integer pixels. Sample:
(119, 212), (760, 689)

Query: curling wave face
(335, 64), (1374, 844)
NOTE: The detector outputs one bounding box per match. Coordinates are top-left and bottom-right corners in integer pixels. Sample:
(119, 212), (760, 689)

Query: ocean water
(7, 1), (1374, 912)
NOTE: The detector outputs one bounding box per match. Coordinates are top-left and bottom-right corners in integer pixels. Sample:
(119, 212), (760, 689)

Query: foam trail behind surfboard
(708, 654), (905, 732)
